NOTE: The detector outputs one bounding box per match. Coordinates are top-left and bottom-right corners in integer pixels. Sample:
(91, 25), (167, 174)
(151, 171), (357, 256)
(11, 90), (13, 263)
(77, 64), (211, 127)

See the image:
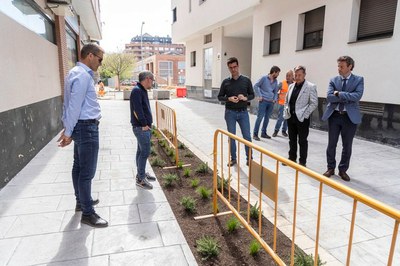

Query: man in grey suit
(283, 65), (318, 167)
(322, 56), (364, 181)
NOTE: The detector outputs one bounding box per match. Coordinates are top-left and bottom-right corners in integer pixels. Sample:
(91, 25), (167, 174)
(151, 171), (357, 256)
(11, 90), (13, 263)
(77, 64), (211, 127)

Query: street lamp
(140, 21), (145, 67)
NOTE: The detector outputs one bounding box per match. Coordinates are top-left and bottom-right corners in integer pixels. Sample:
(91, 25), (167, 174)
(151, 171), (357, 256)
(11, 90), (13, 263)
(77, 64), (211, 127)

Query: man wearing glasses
(130, 71), (156, 190)
(58, 43), (108, 228)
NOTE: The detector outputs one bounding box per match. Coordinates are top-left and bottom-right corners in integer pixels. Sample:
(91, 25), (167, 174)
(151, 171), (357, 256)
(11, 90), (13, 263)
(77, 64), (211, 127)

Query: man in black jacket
(218, 57), (255, 166)
(130, 71), (156, 189)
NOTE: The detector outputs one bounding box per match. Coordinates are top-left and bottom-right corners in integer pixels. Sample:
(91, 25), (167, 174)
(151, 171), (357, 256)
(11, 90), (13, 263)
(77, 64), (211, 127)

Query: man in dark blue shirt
(130, 71), (156, 189)
(218, 57), (255, 166)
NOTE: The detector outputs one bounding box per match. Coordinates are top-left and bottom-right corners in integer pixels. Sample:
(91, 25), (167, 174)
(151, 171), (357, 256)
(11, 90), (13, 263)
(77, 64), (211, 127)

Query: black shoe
(323, 169), (335, 177)
(272, 131), (278, 137)
(339, 171), (351, 182)
(300, 163), (307, 167)
(261, 133), (271, 139)
(136, 173), (156, 182)
(75, 199), (100, 212)
(81, 212), (108, 228)
(136, 178), (153, 189)
(227, 159), (237, 167)
(282, 131), (288, 137)
(253, 135), (260, 141)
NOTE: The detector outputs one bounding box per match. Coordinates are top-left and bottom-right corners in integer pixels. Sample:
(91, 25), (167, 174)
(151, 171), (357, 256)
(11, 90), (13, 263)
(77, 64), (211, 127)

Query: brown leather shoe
(339, 171), (350, 182)
(323, 169), (335, 177)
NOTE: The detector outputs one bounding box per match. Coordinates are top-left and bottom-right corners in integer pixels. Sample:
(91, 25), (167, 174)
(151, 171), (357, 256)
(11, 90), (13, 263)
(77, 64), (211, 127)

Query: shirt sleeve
(218, 80), (228, 102)
(247, 78), (255, 101)
(63, 72), (90, 137)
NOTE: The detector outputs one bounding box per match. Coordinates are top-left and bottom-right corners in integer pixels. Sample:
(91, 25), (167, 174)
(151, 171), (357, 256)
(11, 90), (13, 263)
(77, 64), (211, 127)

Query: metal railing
(211, 129), (400, 266)
(155, 101), (179, 167)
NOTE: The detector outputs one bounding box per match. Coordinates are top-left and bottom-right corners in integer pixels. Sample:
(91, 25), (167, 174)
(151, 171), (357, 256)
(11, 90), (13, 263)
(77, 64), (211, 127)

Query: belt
(334, 110), (347, 115)
(227, 108), (247, 112)
(78, 119), (100, 125)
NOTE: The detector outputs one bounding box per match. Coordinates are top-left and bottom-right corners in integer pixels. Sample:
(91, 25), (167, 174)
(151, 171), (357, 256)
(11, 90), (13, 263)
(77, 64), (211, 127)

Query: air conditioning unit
(47, 0), (71, 5)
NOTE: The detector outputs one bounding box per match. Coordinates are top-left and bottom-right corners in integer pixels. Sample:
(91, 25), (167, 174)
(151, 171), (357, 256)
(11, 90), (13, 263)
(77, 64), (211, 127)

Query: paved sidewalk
(0, 97), (197, 265)
(155, 98), (400, 266)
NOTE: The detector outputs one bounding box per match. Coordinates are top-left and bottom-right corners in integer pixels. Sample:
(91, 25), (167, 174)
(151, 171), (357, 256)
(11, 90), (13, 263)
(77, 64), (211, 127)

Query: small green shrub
(166, 148), (175, 157)
(184, 152), (194, 158)
(250, 201), (261, 220)
(178, 143), (186, 149)
(217, 176), (231, 191)
(150, 158), (165, 167)
(163, 173), (178, 187)
(226, 217), (240, 233)
(196, 162), (209, 174)
(150, 141), (154, 147)
(190, 178), (200, 188)
(150, 147), (157, 156)
(158, 139), (167, 148)
(294, 248), (326, 266)
(196, 236), (220, 260)
(249, 239), (261, 257)
(177, 161), (183, 169)
(180, 196), (196, 213)
(196, 186), (212, 199)
(183, 167), (191, 177)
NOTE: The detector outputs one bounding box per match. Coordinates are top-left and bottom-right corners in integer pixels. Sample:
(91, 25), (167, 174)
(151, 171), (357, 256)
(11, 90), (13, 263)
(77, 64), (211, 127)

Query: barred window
(303, 6), (325, 49)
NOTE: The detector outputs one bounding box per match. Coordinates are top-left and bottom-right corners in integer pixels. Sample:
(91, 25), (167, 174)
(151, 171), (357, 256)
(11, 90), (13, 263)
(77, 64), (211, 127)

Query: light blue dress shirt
(62, 62), (101, 137)
(253, 75), (279, 101)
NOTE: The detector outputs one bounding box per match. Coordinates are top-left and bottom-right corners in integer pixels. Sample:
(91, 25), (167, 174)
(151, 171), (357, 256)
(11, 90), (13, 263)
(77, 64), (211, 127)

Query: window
(173, 7), (177, 23)
(303, 6), (325, 49)
(357, 0), (398, 40)
(0, 0), (55, 43)
(204, 34), (212, 44)
(159, 61), (173, 79)
(269, 22), (281, 54)
(178, 61), (186, 70)
(66, 26), (78, 70)
(190, 51), (196, 67)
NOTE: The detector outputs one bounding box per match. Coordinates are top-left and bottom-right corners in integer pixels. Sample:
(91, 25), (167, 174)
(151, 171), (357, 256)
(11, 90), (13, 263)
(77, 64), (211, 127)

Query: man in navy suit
(322, 56), (364, 181)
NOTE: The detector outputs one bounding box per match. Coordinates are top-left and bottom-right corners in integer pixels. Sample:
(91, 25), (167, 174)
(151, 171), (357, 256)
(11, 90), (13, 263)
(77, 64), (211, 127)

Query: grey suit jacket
(283, 80), (318, 122)
(321, 74), (364, 124)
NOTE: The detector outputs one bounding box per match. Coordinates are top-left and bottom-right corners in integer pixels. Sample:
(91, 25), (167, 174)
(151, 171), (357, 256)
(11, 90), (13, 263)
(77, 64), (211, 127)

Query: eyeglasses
(92, 53), (103, 63)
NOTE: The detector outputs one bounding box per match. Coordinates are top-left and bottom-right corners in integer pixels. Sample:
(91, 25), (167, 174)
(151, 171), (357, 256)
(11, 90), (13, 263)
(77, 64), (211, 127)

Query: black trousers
(287, 115), (310, 165)
(326, 112), (357, 172)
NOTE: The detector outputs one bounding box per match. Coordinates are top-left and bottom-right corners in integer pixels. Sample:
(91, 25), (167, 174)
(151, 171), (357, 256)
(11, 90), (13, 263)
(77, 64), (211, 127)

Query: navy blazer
(322, 74), (364, 124)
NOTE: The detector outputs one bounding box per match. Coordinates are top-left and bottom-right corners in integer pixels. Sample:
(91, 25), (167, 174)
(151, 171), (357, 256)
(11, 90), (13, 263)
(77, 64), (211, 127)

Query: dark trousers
(287, 115), (310, 165)
(326, 112), (357, 172)
(71, 121), (99, 215)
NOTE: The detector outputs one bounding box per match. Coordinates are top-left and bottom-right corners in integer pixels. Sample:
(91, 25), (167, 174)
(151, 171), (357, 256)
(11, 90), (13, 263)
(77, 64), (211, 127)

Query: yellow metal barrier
(155, 101), (179, 167)
(210, 129), (400, 266)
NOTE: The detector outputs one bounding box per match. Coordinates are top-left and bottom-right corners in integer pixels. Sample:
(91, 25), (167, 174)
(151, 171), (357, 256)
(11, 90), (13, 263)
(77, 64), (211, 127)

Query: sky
(99, 0), (172, 53)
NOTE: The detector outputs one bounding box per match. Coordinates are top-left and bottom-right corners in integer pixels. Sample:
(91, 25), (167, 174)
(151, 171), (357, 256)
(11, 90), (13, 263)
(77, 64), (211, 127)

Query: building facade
(137, 53), (186, 86)
(124, 33), (185, 62)
(0, 0), (102, 187)
(171, 0), (400, 146)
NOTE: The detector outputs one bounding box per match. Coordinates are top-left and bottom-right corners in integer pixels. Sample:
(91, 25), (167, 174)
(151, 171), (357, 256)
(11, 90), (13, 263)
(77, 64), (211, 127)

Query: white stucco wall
(252, 0), (400, 104)
(171, 0), (259, 42)
(0, 12), (61, 113)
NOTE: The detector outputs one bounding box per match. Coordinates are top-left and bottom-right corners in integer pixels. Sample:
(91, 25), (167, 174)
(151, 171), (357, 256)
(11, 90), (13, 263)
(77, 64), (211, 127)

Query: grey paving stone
(123, 188), (167, 204)
(0, 238), (20, 266)
(109, 245), (189, 266)
(110, 204), (140, 226)
(91, 222), (163, 256)
(0, 195), (62, 216)
(138, 202), (175, 222)
(5, 211), (65, 238)
(158, 220), (187, 246)
(7, 230), (94, 265)
(38, 255), (109, 266)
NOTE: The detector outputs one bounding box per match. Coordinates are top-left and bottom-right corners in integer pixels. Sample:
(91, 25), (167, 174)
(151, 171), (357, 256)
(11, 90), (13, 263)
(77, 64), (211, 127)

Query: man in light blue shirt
(253, 66), (280, 140)
(58, 43), (108, 228)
